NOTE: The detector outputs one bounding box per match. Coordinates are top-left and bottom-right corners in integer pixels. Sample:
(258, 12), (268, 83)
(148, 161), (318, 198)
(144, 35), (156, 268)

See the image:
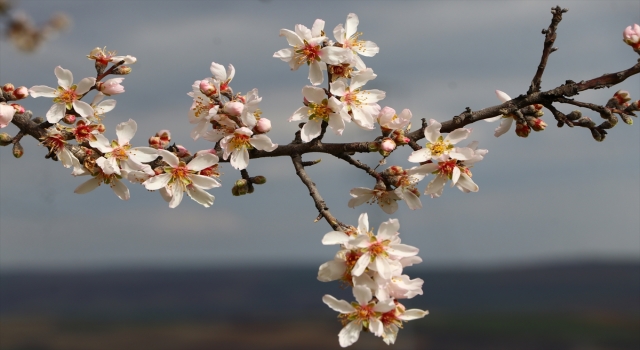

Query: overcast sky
(0, 0), (638, 271)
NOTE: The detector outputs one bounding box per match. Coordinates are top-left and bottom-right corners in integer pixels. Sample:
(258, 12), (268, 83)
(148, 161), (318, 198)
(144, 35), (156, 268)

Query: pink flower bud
(623, 24), (640, 48)
(531, 118), (547, 131)
(223, 101), (244, 117)
(199, 80), (217, 97)
(62, 114), (76, 124)
(10, 103), (24, 115)
(254, 118), (272, 134)
(156, 129), (171, 140)
(148, 136), (162, 149)
(175, 145), (190, 157)
(614, 90), (632, 105)
(97, 78), (125, 96)
(515, 122), (531, 138)
(2, 83), (15, 93)
(96, 124), (106, 133)
(0, 103), (16, 128)
(379, 137), (396, 156)
(12, 86), (29, 100)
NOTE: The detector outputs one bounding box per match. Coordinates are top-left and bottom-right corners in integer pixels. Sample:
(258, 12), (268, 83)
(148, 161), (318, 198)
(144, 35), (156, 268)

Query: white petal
(357, 212), (369, 234)
(375, 257), (392, 279)
(75, 77), (96, 95)
(249, 134), (277, 152)
(158, 149), (179, 167)
(494, 117), (513, 137)
(322, 295), (356, 314)
(353, 285), (372, 305)
(445, 128), (470, 144)
(451, 166), (461, 185)
(425, 175), (448, 195)
(308, 61), (323, 86)
(345, 13), (359, 38)
(398, 309), (429, 321)
(189, 174), (221, 190)
(457, 173), (479, 192)
(328, 113), (345, 135)
(339, 321), (362, 347)
(351, 253), (370, 277)
(209, 62), (227, 81)
(300, 120), (322, 142)
(484, 116), (501, 122)
(230, 148), (249, 170)
(116, 119), (137, 145)
(273, 48), (294, 61)
(289, 106), (310, 122)
(380, 200), (398, 214)
(186, 185), (215, 207)
(302, 86), (326, 103)
(408, 149), (430, 163)
(187, 153), (218, 171)
(278, 29), (303, 47)
(143, 173), (171, 190)
(128, 147), (158, 163)
(72, 100), (94, 119)
(46, 103), (66, 123)
(111, 178), (130, 200)
(495, 90), (511, 103)
(169, 184), (184, 208)
(55, 66), (73, 88)
(28, 85), (57, 98)
(74, 177), (101, 194)
(402, 190), (422, 210)
(388, 243), (420, 257)
(424, 120), (442, 143)
(322, 231), (351, 245)
(373, 299), (397, 314)
(368, 318), (383, 337)
(318, 259), (347, 282)
(89, 133), (112, 153)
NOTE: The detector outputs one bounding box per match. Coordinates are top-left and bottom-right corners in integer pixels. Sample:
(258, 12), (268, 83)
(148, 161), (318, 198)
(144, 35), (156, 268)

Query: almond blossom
(29, 66), (96, 123)
(379, 302), (429, 345)
(96, 77), (125, 96)
(330, 68), (384, 130)
(218, 127), (277, 170)
(40, 127), (83, 173)
(0, 103), (17, 128)
(486, 89), (516, 137)
(322, 285), (396, 347)
(143, 150), (221, 208)
(623, 23), (640, 49)
(377, 107), (412, 132)
(348, 182), (402, 214)
(333, 13), (379, 70)
(74, 157), (130, 201)
(408, 119), (473, 163)
(290, 86), (350, 142)
(274, 19), (351, 86)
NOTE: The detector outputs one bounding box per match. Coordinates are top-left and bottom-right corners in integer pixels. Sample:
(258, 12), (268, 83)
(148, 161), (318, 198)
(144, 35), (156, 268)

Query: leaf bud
(0, 132), (12, 146)
(252, 175), (267, 185)
(12, 142), (24, 158)
(590, 128), (604, 142)
(620, 114), (633, 125)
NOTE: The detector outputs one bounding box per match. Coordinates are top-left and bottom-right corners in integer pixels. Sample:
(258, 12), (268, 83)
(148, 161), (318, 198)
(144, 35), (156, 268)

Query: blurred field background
(1, 261), (638, 350)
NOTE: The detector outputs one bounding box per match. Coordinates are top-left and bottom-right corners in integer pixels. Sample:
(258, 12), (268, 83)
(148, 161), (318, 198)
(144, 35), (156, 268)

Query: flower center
(427, 138), (453, 157)
(307, 100), (332, 121)
(56, 87), (78, 104)
(437, 159), (457, 177)
(296, 41), (321, 64)
(230, 133), (252, 150)
(170, 163), (192, 185)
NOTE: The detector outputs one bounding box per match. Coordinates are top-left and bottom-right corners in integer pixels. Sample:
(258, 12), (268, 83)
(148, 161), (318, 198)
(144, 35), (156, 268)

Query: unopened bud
(112, 65), (131, 75)
(566, 110), (582, 121)
(2, 83), (14, 93)
(223, 101), (244, 117)
(175, 145), (190, 157)
(379, 137), (396, 156)
(96, 124), (106, 133)
(608, 90), (632, 108)
(12, 142), (23, 158)
(590, 128), (604, 142)
(12, 86), (29, 100)
(383, 165), (404, 176)
(515, 122), (530, 138)
(391, 129), (409, 145)
(231, 186), (241, 196)
(530, 118), (547, 131)
(0, 132), (12, 146)
(195, 148), (217, 157)
(62, 114), (76, 124)
(235, 179), (249, 195)
(252, 175), (267, 185)
(10, 103), (24, 115)
(149, 136), (161, 149)
(254, 118), (271, 134)
(620, 114), (633, 125)
(32, 116), (45, 124)
(199, 80), (217, 97)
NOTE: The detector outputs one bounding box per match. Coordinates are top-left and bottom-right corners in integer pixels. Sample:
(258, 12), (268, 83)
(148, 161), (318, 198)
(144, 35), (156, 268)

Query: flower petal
(72, 100), (94, 119)
(55, 66), (73, 89)
(322, 294), (356, 314)
(46, 103), (66, 123)
(116, 119), (137, 145)
(189, 174), (221, 190)
(158, 149), (179, 167)
(74, 177), (101, 194)
(143, 173), (171, 191)
(338, 321), (362, 348)
(187, 185), (215, 207)
(187, 153), (218, 171)
(28, 85), (57, 98)
(75, 77), (96, 95)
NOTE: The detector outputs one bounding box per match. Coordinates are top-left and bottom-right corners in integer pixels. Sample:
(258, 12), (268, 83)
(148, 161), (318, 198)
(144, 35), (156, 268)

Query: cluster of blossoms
(320, 213), (428, 347)
(189, 62), (277, 170)
(19, 48), (222, 208)
(485, 90), (547, 137)
(275, 14), (386, 141)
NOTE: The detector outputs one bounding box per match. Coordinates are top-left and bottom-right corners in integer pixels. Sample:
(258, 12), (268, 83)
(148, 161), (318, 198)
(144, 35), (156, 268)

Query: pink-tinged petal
(301, 120), (322, 142)
(495, 90), (511, 103)
(115, 119), (137, 145)
(353, 285), (372, 305)
(230, 148), (249, 170)
(28, 85), (57, 98)
(54, 66), (73, 89)
(388, 243), (419, 257)
(451, 166), (461, 185)
(0, 104), (16, 128)
(279, 28), (303, 47)
(308, 61), (323, 86)
(377, 218), (399, 240)
(302, 86), (326, 103)
(398, 309), (429, 321)
(408, 148), (430, 163)
(351, 253), (371, 277)
(318, 259), (347, 282)
(295, 23), (312, 41)
(209, 62), (227, 81)
(425, 175), (448, 195)
(72, 100), (94, 119)
(445, 128), (470, 144)
(322, 295), (356, 314)
(189, 174), (221, 190)
(345, 13), (359, 38)
(249, 134), (277, 152)
(46, 103), (66, 123)
(320, 46), (350, 65)
(457, 173), (479, 192)
(128, 147), (158, 163)
(322, 231), (351, 245)
(494, 117), (514, 137)
(338, 321), (362, 348)
(187, 185), (215, 207)
(375, 257), (392, 279)
(380, 199), (399, 214)
(289, 106), (310, 122)
(111, 178), (130, 200)
(158, 149), (179, 167)
(169, 184), (184, 208)
(424, 120), (442, 143)
(75, 77), (96, 94)
(142, 174), (171, 191)
(187, 153), (218, 171)
(74, 177), (101, 194)
(373, 299), (396, 314)
(273, 48), (294, 61)
(311, 19), (325, 38)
